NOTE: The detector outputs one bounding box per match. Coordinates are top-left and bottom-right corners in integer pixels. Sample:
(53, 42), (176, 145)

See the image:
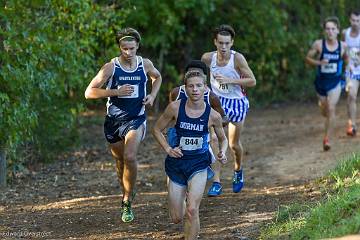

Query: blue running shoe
(208, 182), (222, 197)
(232, 169), (244, 193)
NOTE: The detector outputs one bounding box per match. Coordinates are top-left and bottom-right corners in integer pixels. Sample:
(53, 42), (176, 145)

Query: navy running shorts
(314, 77), (341, 96)
(103, 114), (146, 143)
(165, 152), (212, 186)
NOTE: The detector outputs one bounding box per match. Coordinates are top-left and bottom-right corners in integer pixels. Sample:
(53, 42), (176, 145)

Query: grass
(260, 153), (360, 240)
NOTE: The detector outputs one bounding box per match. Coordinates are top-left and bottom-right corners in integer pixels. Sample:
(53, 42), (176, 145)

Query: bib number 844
(179, 137), (203, 151)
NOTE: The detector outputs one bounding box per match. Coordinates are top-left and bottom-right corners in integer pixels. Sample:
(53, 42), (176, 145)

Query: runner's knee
(186, 206), (199, 221)
(229, 141), (242, 153)
(110, 146), (123, 159)
(328, 104), (336, 114)
(170, 211), (183, 224)
(123, 152), (137, 164)
(348, 92), (357, 102)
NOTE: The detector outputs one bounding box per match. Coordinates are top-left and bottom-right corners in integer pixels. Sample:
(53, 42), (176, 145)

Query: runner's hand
(214, 74), (230, 84)
(143, 94), (155, 106)
(117, 84), (134, 96)
(217, 151), (227, 164)
(319, 59), (329, 65)
(166, 146), (183, 158)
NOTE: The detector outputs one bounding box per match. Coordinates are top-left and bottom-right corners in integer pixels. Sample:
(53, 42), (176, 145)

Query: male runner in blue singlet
(85, 27), (162, 222)
(168, 60), (227, 170)
(306, 17), (347, 151)
(152, 69), (227, 240)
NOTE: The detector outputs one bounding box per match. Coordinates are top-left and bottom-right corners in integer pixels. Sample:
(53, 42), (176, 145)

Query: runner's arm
(152, 102), (183, 158)
(305, 40), (326, 67)
(341, 41), (349, 67)
(143, 58), (162, 106)
(233, 53), (256, 87)
(169, 87), (180, 103)
(85, 62), (134, 99)
(201, 52), (212, 67)
(210, 110), (228, 163)
(208, 91), (228, 125)
(212, 53), (256, 88)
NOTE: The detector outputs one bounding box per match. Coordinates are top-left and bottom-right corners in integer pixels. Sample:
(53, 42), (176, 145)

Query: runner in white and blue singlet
(342, 10), (360, 136)
(202, 24), (256, 196)
(85, 28), (162, 223)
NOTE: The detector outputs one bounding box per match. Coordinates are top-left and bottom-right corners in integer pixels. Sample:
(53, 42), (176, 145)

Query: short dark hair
(349, 10), (360, 16)
(116, 27), (141, 44)
(184, 70), (206, 85)
(185, 60), (208, 76)
(213, 24), (235, 39)
(323, 16), (340, 29)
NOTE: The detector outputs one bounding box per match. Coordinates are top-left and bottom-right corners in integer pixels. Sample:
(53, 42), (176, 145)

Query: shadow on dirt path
(1, 99), (359, 239)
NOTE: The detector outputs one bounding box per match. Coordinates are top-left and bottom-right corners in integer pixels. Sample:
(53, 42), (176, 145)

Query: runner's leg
(110, 141), (125, 195)
(326, 84), (342, 140)
(347, 79), (359, 128)
(210, 128), (221, 182)
(122, 125), (145, 202)
(168, 178), (187, 224)
(228, 121), (244, 171)
(184, 170), (207, 240)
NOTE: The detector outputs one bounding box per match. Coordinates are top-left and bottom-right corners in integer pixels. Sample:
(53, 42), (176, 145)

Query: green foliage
(0, 0), (129, 165)
(260, 153), (360, 239)
(121, 0), (360, 104)
(2, 0), (360, 168)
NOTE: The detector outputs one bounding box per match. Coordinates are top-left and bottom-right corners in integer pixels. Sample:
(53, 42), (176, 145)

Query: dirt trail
(1, 99), (359, 240)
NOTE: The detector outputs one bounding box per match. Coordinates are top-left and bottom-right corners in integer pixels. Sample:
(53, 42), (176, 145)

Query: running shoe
(346, 125), (357, 137)
(232, 169), (244, 193)
(121, 200), (134, 223)
(208, 182), (222, 196)
(323, 137), (331, 151)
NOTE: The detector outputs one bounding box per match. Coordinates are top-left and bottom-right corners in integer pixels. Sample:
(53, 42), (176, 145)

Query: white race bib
(118, 84), (139, 98)
(321, 63), (337, 73)
(212, 73), (232, 94)
(218, 83), (230, 93)
(179, 137), (203, 151)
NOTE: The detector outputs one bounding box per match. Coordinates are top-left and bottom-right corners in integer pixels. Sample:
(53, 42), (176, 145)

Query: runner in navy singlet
(152, 70), (227, 240)
(168, 60), (227, 167)
(85, 27), (162, 223)
(306, 17), (347, 151)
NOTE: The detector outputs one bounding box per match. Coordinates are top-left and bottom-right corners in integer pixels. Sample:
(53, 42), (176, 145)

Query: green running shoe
(121, 200), (134, 223)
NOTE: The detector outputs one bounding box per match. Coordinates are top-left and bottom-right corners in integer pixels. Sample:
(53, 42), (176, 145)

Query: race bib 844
(179, 137), (203, 151)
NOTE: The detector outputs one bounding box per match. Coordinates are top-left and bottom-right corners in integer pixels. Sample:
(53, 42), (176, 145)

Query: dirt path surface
(1, 99), (359, 240)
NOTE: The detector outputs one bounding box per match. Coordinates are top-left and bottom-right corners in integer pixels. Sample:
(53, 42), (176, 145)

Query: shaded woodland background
(1, 0), (360, 175)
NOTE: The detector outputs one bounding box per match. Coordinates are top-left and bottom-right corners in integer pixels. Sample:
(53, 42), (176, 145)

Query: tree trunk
(0, 146), (6, 188)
